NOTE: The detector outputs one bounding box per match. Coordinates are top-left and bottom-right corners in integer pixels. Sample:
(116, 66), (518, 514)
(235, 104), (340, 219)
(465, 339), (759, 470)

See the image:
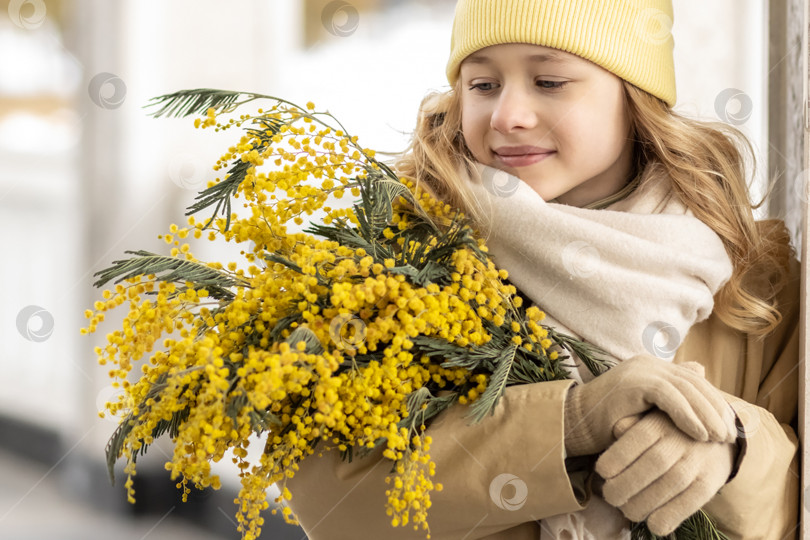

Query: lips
(493, 146), (556, 168)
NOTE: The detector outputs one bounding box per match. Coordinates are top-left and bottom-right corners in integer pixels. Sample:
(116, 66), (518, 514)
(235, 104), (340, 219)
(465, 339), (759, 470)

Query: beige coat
(285, 238), (800, 539)
(679, 254), (801, 539)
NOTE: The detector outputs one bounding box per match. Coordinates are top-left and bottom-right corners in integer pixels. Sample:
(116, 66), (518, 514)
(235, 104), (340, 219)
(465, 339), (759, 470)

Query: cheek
(603, 100), (631, 156)
(460, 111), (472, 145)
(550, 108), (591, 156)
(460, 104), (486, 153)
(596, 83), (630, 150)
(460, 100), (476, 130)
(557, 97), (627, 158)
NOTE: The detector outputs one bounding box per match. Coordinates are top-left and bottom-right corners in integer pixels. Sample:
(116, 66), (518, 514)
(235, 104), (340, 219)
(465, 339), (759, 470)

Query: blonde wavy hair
(393, 80), (794, 337)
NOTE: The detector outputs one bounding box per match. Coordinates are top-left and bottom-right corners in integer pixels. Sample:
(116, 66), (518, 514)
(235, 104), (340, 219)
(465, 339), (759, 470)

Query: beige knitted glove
(595, 411), (737, 535)
(563, 355), (736, 457)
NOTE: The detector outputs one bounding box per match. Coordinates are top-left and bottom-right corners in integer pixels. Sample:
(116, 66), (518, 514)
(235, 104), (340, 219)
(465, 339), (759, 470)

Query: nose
(489, 84), (539, 133)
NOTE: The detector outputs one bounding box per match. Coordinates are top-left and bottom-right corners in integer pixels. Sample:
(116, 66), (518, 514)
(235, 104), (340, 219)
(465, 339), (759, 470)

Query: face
(459, 43), (635, 207)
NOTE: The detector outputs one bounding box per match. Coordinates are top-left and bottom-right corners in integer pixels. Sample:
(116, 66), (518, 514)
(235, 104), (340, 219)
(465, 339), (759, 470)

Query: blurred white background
(0, 0), (778, 538)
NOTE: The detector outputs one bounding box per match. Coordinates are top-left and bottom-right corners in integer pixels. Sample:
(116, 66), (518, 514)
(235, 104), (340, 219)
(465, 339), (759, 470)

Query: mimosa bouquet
(83, 89), (727, 540)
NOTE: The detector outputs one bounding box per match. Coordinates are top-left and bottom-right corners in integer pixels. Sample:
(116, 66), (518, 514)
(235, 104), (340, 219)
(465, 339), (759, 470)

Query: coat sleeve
(701, 395), (800, 540)
(675, 252), (801, 539)
(285, 380), (585, 540)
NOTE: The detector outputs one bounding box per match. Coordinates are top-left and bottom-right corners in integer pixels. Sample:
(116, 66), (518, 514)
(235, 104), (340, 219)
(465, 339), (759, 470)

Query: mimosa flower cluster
(82, 90), (607, 540)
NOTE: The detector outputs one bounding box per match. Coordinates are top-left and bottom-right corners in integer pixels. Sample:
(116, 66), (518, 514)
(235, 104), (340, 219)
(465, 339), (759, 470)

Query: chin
(523, 183), (558, 202)
(512, 172), (560, 198)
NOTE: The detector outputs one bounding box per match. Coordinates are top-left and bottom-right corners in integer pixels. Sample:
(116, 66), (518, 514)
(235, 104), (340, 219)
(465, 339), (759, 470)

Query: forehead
(461, 43), (584, 68)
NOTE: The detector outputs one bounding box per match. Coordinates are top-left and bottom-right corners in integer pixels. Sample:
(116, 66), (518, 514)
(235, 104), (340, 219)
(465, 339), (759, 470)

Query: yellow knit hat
(446, 0), (677, 107)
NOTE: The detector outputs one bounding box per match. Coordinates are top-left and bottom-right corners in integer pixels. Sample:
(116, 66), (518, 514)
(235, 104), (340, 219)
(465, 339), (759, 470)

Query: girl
(286, 0), (800, 538)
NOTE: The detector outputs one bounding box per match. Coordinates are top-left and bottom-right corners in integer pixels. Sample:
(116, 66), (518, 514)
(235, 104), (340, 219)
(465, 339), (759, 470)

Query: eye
(468, 81), (498, 92)
(537, 80), (567, 90)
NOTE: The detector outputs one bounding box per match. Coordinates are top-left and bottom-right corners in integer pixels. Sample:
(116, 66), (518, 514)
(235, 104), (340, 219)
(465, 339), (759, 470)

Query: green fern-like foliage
(93, 250), (249, 301)
(630, 511), (729, 540)
(142, 88), (250, 119)
(142, 88), (400, 229)
(99, 88), (728, 538)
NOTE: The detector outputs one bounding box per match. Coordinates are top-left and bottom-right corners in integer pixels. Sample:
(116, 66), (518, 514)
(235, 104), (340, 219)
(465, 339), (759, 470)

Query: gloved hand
(595, 410), (737, 535)
(563, 355), (737, 457)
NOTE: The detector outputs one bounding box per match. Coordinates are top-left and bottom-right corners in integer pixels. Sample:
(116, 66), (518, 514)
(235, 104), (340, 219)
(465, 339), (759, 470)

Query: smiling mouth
(493, 150), (556, 167)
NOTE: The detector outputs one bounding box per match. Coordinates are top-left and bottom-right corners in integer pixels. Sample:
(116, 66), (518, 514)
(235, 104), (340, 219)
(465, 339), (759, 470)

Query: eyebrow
(464, 52), (570, 65)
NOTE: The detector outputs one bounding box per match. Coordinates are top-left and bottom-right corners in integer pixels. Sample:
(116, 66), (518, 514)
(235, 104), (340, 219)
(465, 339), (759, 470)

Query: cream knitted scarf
(462, 163), (733, 538)
(463, 163), (733, 379)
